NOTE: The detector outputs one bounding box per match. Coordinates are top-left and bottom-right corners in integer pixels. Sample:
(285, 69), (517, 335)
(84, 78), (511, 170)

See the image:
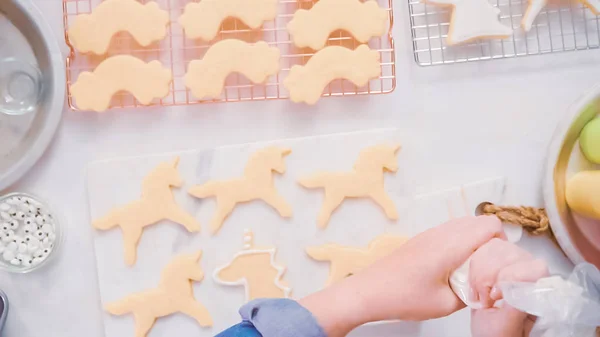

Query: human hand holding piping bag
(216, 216), (551, 337)
(469, 238), (549, 337)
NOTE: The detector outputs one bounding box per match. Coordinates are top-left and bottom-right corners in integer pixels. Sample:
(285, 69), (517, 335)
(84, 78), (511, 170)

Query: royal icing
(522, 0), (546, 31)
(93, 157), (200, 265)
(298, 144), (401, 228)
(68, 0), (169, 54)
(213, 230), (291, 301)
(306, 234), (408, 286)
(423, 0), (512, 45)
(283, 45), (381, 105)
(287, 0), (388, 50)
(188, 147), (292, 234)
(179, 0), (278, 41)
(184, 40), (280, 100)
(71, 55), (172, 112)
(104, 251), (213, 337)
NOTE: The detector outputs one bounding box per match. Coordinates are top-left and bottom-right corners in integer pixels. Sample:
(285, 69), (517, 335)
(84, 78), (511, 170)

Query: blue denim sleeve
(214, 299), (326, 337)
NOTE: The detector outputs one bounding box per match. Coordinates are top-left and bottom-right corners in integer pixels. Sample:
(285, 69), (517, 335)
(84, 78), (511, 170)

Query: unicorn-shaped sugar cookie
(306, 234), (408, 286)
(105, 251), (213, 337)
(213, 230), (291, 301)
(299, 144), (401, 228)
(93, 157), (200, 265)
(188, 146), (292, 234)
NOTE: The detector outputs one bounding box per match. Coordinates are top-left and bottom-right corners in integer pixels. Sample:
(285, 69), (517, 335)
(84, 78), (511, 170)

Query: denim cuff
(239, 299), (326, 337)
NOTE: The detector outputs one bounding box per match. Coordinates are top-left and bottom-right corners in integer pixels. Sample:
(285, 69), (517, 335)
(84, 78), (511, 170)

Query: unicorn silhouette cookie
(188, 146), (292, 234)
(306, 234), (408, 286)
(299, 144), (401, 228)
(105, 251), (213, 337)
(93, 157), (200, 265)
(213, 230), (291, 301)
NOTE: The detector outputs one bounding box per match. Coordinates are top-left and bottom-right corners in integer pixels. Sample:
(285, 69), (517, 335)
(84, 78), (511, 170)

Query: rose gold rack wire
(62, 0), (396, 110)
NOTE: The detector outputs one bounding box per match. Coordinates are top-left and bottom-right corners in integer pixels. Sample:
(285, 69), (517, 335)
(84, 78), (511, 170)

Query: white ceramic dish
(544, 84), (600, 269)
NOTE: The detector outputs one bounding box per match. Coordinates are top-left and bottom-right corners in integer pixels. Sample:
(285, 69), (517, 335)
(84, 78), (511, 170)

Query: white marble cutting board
(86, 128), (521, 337)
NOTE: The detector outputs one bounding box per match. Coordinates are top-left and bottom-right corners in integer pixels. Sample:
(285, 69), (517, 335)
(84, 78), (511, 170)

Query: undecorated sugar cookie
(423, 0), (512, 45)
(298, 144), (401, 228)
(68, 0), (169, 54)
(566, 171), (600, 220)
(71, 55), (172, 112)
(284, 45), (381, 105)
(105, 251), (213, 337)
(579, 118), (600, 164)
(306, 234), (408, 286)
(213, 230), (291, 301)
(188, 146), (292, 234)
(287, 0), (387, 50)
(184, 39), (280, 100)
(179, 0), (278, 41)
(93, 157), (200, 265)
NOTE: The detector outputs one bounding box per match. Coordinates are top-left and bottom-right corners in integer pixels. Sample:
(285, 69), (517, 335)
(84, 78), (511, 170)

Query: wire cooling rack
(62, 0), (396, 109)
(409, 0), (600, 65)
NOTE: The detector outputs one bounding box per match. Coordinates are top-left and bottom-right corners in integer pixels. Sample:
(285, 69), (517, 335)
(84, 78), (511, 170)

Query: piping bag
(450, 262), (600, 337)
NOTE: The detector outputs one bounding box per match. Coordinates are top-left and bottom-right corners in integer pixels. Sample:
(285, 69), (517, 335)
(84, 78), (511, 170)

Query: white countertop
(1, 0), (597, 336)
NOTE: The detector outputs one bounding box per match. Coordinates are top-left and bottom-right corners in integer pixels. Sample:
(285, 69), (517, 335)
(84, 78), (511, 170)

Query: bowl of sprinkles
(0, 193), (62, 273)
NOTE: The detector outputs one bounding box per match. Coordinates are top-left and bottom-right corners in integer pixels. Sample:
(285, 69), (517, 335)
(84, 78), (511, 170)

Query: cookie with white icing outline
(179, 0), (278, 41)
(105, 251), (213, 337)
(299, 144), (401, 228)
(213, 230), (291, 301)
(423, 0), (512, 45)
(93, 157), (200, 265)
(71, 55), (172, 112)
(68, 0), (169, 55)
(287, 0), (388, 50)
(188, 146), (292, 234)
(307, 234), (408, 286)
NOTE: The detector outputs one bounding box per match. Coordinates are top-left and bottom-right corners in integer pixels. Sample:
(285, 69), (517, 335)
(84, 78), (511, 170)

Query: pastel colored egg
(579, 118), (600, 164)
(566, 170), (600, 219)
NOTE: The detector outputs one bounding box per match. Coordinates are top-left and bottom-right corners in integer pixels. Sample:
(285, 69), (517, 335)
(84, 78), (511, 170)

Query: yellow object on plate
(566, 170), (600, 220)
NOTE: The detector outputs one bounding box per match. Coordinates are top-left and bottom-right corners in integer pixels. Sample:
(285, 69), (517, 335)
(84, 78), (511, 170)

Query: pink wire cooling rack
(63, 0), (397, 110)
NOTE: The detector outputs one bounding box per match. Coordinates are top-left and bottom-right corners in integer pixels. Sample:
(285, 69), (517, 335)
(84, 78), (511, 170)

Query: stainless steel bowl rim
(0, 0), (65, 191)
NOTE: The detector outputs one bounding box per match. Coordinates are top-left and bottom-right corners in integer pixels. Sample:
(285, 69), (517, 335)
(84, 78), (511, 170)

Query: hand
(299, 215), (506, 337)
(469, 238), (549, 337)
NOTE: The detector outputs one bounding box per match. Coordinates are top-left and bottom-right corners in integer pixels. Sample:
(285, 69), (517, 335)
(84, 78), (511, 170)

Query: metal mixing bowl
(0, 0), (64, 190)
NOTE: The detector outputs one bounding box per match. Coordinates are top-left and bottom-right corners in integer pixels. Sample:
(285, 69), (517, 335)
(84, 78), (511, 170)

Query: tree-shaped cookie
(213, 230), (291, 301)
(93, 157), (200, 265)
(188, 146), (292, 234)
(104, 251), (213, 337)
(424, 0), (512, 45)
(298, 144), (401, 228)
(306, 234), (407, 286)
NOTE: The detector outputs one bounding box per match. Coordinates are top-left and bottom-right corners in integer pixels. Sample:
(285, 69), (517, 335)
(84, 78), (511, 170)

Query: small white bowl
(0, 192), (63, 273)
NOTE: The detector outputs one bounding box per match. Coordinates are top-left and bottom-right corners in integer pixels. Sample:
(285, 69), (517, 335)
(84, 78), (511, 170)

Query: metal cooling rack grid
(63, 0), (396, 110)
(409, 0), (600, 65)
